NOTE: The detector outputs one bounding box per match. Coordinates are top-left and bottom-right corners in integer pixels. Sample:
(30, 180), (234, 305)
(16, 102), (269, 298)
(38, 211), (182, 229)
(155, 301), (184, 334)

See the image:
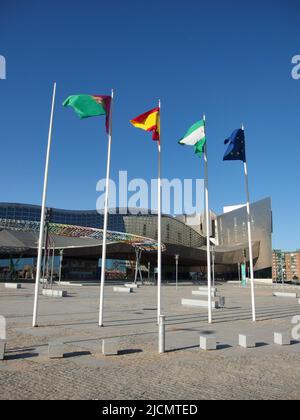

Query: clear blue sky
(0, 0), (299, 250)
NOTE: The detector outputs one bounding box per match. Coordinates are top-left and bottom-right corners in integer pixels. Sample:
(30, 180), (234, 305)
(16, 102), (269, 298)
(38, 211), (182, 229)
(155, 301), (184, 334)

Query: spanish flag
(130, 107), (160, 141)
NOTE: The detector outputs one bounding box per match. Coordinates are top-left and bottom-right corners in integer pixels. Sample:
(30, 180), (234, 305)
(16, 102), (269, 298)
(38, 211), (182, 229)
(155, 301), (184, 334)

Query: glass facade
(0, 203), (205, 248)
(0, 201), (273, 280)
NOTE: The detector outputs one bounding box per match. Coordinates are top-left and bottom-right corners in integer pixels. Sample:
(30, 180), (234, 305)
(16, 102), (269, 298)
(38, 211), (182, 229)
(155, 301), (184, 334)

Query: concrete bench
(239, 334), (256, 349)
(200, 335), (217, 351)
(113, 287), (133, 293)
(125, 283), (139, 289)
(273, 292), (297, 299)
(198, 287), (217, 293)
(0, 339), (6, 361)
(181, 298), (217, 309)
(274, 332), (291, 346)
(48, 341), (65, 359)
(192, 290), (217, 297)
(42, 289), (67, 298)
(5, 283), (22, 289)
(102, 339), (119, 356)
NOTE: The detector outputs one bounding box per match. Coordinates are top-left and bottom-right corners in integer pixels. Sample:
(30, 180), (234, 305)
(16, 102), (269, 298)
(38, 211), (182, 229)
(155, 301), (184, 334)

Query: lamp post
(59, 249), (63, 287)
(175, 254), (179, 290)
(211, 246), (216, 290)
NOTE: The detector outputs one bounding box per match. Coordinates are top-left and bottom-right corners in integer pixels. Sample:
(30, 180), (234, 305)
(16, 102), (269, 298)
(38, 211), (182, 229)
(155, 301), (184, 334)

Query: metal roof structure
(0, 218), (165, 255)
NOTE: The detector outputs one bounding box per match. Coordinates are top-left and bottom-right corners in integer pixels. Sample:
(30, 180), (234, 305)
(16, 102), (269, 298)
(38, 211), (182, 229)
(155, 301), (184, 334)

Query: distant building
(272, 250), (300, 282)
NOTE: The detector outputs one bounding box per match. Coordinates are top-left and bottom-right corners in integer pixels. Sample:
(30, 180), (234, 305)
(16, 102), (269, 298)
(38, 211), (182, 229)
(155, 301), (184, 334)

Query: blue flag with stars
(223, 128), (246, 162)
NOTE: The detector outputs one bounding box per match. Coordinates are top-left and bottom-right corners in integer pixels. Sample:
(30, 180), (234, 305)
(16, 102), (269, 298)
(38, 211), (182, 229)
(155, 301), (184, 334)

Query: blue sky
(0, 0), (299, 250)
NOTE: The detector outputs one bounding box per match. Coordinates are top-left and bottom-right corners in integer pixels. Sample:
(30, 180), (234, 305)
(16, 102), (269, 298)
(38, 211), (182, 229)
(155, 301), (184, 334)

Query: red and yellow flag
(130, 107), (160, 141)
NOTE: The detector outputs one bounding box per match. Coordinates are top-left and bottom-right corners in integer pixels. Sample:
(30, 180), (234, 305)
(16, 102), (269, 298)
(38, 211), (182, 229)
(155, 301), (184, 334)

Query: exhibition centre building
(0, 197), (272, 281)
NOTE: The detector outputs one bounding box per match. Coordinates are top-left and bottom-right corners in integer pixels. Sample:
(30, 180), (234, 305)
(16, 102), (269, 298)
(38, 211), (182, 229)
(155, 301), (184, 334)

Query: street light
(175, 254), (180, 290)
(211, 246), (216, 289)
(59, 249), (64, 287)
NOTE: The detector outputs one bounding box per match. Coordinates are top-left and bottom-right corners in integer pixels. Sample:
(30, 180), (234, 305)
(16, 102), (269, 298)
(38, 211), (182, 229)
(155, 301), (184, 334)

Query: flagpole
(32, 82), (57, 327)
(242, 124), (256, 322)
(157, 99), (162, 325)
(203, 114), (212, 324)
(99, 89), (114, 327)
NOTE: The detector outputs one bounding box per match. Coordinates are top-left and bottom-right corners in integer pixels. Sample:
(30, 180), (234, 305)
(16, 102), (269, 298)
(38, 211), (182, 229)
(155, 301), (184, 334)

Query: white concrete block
(274, 332), (291, 346)
(198, 287), (217, 293)
(273, 292), (297, 299)
(48, 342), (64, 359)
(42, 289), (67, 298)
(5, 283), (21, 289)
(200, 335), (217, 351)
(0, 339), (6, 361)
(125, 283), (139, 289)
(253, 278), (273, 285)
(192, 290), (217, 297)
(239, 334), (256, 349)
(102, 339), (119, 356)
(113, 287), (133, 293)
(181, 299), (217, 308)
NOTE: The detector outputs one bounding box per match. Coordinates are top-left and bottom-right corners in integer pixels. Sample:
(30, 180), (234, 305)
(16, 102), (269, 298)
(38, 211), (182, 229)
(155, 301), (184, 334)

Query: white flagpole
(99, 89), (114, 327)
(203, 114), (212, 324)
(242, 125), (256, 322)
(32, 82), (57, 327)
(157, 99), (162, 325)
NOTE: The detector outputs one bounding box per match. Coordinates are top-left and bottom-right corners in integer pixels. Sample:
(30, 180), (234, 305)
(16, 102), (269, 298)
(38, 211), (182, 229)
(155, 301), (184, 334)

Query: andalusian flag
(130, 107), (160, 141)
(63, 94), (111, 133)
(179, 119), (206, 158)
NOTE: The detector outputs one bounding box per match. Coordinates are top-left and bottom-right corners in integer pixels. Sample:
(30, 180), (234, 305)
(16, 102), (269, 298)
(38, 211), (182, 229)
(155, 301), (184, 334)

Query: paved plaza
(0, 282), (300, 400)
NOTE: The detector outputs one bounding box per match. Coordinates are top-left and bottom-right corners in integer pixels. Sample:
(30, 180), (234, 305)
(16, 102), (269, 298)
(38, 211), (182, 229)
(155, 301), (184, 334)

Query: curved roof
(0, 218), (165, 254)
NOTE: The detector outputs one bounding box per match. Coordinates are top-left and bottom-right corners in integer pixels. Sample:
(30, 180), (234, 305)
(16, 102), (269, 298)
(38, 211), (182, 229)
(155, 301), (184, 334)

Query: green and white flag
(179, 119), (206, 158)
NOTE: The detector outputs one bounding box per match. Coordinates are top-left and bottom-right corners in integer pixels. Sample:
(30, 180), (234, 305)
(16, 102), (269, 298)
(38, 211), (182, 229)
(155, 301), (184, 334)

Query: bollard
(274, 332), (291, 346)
(159, 315), (165, 354)
(0, 339), (6, 361)
(102, 339), (119, 356)
(48, 342), (65, 359)
(200, 335), (217, 351)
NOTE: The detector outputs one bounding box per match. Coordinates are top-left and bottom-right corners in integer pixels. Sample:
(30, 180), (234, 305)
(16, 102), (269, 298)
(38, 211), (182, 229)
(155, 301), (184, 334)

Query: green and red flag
(63, 94), (111, 133)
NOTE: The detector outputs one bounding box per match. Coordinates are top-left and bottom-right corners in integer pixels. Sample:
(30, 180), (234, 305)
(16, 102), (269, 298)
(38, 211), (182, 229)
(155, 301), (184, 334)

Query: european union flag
(223, 128), (246, 162)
